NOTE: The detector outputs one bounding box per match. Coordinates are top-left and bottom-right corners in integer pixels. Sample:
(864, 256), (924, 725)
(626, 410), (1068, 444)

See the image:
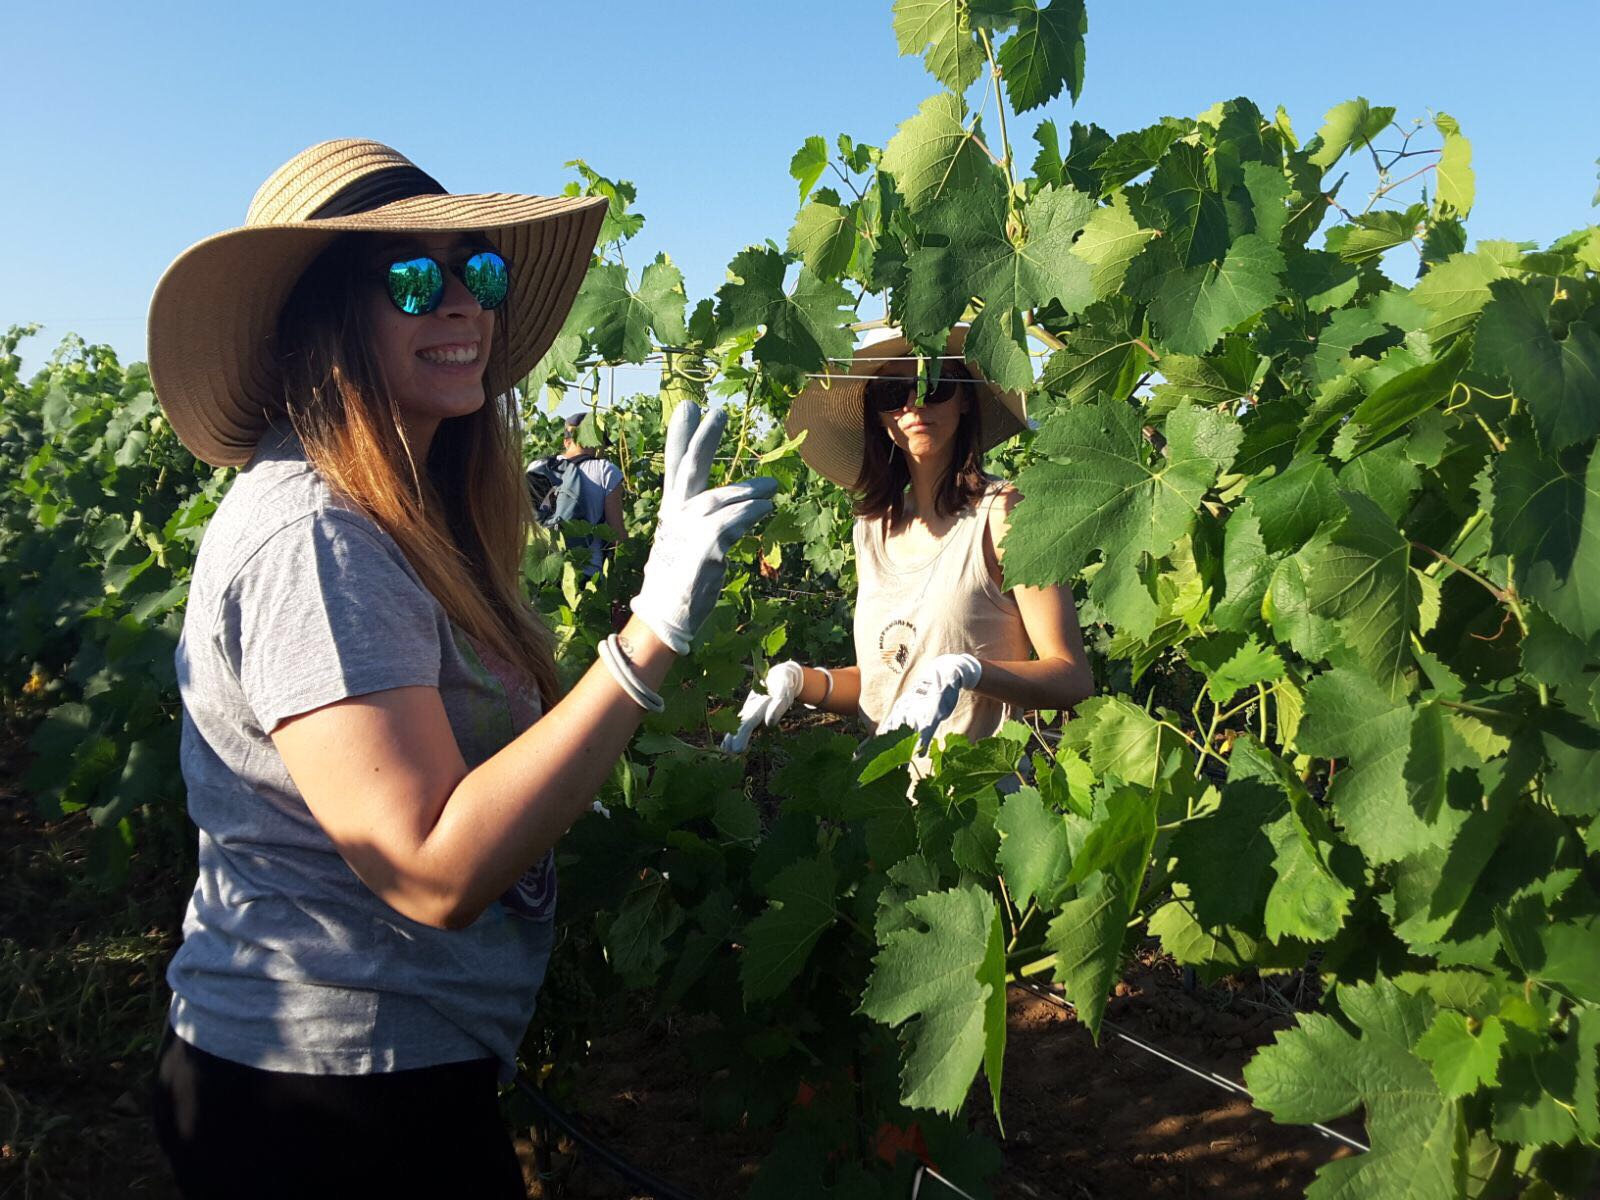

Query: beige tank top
(854, 481), (1031, 747)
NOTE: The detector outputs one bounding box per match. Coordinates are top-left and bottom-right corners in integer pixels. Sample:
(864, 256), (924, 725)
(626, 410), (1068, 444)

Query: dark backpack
(527, 453), (593, 529)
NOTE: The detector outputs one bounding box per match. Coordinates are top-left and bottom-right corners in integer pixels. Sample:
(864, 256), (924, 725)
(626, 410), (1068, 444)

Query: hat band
(308, 165), (448, 220)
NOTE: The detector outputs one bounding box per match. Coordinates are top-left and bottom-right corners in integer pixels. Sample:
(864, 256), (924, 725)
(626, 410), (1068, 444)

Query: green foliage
(11, 4), (1600, 1195)
(1, 329), (222, 879)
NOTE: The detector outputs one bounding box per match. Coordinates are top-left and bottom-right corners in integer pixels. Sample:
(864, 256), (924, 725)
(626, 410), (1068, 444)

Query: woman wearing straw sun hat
(146, 139), (774, 1196)
(721, 326), (1091, 767)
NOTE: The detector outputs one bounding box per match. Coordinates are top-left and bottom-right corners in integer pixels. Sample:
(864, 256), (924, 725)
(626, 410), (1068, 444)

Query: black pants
(152, 1023), (525, 1198)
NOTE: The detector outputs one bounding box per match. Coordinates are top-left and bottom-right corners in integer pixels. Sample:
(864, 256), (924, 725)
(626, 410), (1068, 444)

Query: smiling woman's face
(362, 231), (498, 449)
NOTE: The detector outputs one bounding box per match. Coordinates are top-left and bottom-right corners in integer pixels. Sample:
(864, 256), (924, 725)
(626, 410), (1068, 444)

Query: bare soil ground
(527, 959), (1356, 1199)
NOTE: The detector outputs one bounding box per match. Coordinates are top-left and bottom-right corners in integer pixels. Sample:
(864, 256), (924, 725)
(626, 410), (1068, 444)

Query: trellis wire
(912, 1163), (984, 1200)
(1012, 981), (1371, 1155)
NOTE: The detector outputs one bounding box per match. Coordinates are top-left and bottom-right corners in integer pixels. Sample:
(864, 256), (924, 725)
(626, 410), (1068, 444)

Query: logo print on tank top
(878, 619), (917, 674)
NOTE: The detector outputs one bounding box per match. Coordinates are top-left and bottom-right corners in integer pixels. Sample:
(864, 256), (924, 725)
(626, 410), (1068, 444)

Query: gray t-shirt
(167, 426), (556, 1080)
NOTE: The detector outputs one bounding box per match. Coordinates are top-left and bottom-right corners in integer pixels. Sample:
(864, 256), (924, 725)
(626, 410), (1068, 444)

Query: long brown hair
(272, 234), (560, 708)
(853, 363), (987, 525)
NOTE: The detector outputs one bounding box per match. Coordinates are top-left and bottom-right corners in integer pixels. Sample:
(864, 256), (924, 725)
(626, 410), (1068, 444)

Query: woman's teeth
(418, 345), (479, 365)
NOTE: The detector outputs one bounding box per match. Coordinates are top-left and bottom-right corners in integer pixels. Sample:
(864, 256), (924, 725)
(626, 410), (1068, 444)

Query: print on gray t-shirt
(167, 426), (554, 1080)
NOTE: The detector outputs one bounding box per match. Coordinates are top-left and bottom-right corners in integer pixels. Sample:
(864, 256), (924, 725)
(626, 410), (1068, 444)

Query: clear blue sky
(7, 0), (1598, 381)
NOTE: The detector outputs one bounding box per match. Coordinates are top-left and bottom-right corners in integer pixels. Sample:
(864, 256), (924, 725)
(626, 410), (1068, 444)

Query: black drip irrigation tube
(514, 1072), (701, 1200)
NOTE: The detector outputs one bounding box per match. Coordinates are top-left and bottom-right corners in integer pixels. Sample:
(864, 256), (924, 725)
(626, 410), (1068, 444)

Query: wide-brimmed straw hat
(147, 139), (607, 467)
(783, 326), (1028, 488)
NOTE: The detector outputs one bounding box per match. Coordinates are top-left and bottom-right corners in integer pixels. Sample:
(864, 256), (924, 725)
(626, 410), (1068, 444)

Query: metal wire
(1012, 982), (1371, 1155)
(912, 1163), (985, 1200)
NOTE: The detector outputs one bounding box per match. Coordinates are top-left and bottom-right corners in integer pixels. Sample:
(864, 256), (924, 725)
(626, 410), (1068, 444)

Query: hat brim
(783, 327), (1028, 488)
(148, 192), (608, 467)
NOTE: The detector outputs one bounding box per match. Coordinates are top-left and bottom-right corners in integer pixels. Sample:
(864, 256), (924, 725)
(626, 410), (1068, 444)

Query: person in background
(557, 410), (625, 577)
(721, 326), (1092, 773)
(144, 138), (773, 1197)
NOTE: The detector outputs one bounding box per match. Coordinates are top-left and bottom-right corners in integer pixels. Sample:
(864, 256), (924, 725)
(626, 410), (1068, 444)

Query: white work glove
(719, 661), (804, 754)
(876, 653), (983, 754)
(630, 403), (777, 653)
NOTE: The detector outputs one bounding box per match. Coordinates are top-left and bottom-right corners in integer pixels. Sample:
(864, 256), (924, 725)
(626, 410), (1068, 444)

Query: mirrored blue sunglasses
(384, 250), (510, 316)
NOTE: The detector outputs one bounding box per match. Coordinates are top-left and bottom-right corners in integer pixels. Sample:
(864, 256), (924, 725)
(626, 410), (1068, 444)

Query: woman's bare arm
(971, 487), (1094, 712)
(794, 664), (861, 717)
(270, 616), (672, 930)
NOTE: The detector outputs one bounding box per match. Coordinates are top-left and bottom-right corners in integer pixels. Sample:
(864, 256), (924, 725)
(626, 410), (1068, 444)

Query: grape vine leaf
(1093, 118), (1187, 191)
(1037, 296), (1147, 404)
(892, 0), (983, 92)
(1005, 399), (1241, 636)
(1491, 1024), (1589, 1147)
(1305, 97), (1397, 170)
(1213, 505), (1277, 633)
(1137, 141), (1229, 268)
(901, 181), (1097, 389)
(1070, 192), (1157, 299)
(881, 93), (1000, 214)
(1245, 977), (1461, 1200)
(1297, 666), (1452, 865)
(1152, 337), (1263, 408)
(1431, 113), (1475, 217)
(1494, 901), (1600, 1006)
(1170, 757), (1280, 931)
(1413, 1011), (1507, 1099)
(1132, 234), (1285, 355)
(741, 853), (839, 1003)
(1046, 783), (1157, 1039)
(1490, 438), (1600, 641)
(1324, 206), (1425, 265)
(1306, 491), (1420, 699)
(1245, 457), (1344, 554)
(996, 0), (1087, 113)
(1079, 696), (1193, 789)
(1031, 117), (1064, 188)
(715, 247), (857, 381)
(575, 256), (688, 364)
(1058, 119), (1114, 194)
(789, 135), (829, 205)
(787, 192), (858, 280)
(1473, 276), (1600, 452)
(1190, 633), (1284, 703)
(1338, 339), (1469, 460)
(1173, 736), (1353, 944)
(995, 784), (1070, 911)
(605, 872), (685, 987)
(859, 884), (1006, 1121)
(1409, 248), (1513, 344)
(1149, 895), (1299, 983)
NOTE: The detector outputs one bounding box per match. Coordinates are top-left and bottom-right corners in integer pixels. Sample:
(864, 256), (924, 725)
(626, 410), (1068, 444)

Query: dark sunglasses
(381, 250), (510, 316)
(865, 366), (970, 415)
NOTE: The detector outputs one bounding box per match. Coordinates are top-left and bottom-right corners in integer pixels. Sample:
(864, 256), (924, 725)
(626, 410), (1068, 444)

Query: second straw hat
(784, 326), (1028, 488)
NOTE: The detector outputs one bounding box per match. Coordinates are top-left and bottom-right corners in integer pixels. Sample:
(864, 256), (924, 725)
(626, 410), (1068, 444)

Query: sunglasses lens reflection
(462, 251), (509, 310)
(387, 257), (445, 315)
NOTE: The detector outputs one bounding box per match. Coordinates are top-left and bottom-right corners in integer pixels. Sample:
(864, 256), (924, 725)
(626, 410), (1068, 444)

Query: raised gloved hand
(718, 661), (804, 754)
(876, 653), (983, 754)
(631, 403), (778, 654)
